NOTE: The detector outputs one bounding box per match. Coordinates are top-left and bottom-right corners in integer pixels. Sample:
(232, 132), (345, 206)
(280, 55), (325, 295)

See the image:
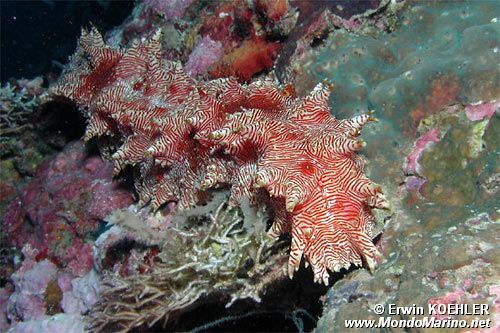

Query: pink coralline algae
(3, 244), (101, 331)
(63, 240), (94, 278)
(7, 314), (85, 333)
(2, 141), (133, 273)
(486, 285), (500, 333)
(185, 36), (223, 77)
(403, 175), (427, 196)
(405, 128), (441, 175)
(144, 0), (194, 20)
(402, 128), (441, 195)
(465, 101), (499, 121)
(60, 270), (101, 315)
(7, 246), (58, 323)
(427, 289), (465, 320)
(404, 128), (441, 194)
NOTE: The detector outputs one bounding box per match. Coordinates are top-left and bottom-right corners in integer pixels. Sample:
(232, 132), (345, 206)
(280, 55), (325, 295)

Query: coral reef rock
(305, 0), (500, 331)
(291, 0), (499, 136)
(2, 140), (133, 274)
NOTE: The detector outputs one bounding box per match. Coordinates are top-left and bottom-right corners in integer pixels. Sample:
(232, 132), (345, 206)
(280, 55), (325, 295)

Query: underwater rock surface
(2, 141), (133, 276)
(308, 1), (499, 331)
(0, 0), (499, 332)
(291, 1), (498, 132)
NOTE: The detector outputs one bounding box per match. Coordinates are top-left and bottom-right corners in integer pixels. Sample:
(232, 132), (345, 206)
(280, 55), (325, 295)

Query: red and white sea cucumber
(50, 28), (389, 285)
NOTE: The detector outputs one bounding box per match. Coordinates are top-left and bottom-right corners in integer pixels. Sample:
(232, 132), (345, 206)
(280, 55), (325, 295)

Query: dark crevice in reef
(139, 267), (353, 332)
(116, 166), (138, 194)
(101, 240), (157, 271)
(35, 99), (87, 149)
(310, 29), (331, 48)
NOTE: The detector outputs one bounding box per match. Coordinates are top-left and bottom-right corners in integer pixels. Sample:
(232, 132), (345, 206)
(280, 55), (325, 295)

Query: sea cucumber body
(51, 28), (388, 284)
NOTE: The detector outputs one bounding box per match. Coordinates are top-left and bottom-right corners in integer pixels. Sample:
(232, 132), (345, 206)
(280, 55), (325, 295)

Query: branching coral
(50, 27), (388, 286)
(90, 200), (288, 332)
(0, 80), (41, 139)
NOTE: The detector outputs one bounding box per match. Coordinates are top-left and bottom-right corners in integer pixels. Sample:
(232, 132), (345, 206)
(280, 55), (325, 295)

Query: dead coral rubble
(91, 200), (289, 332)
(0, 78), (43, 139)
